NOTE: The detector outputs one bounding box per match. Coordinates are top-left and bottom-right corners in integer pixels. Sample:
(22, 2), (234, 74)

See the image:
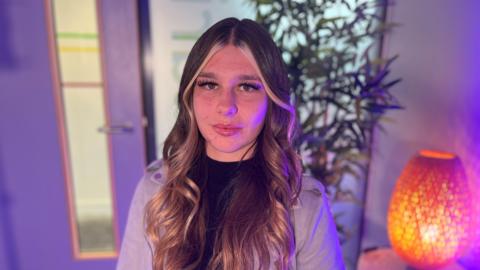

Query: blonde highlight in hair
(181, 43), (224, 111)
(145, 18), (303, 270)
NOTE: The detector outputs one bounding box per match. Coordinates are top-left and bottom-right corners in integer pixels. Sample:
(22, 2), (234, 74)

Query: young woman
(117, 18), (344, 270)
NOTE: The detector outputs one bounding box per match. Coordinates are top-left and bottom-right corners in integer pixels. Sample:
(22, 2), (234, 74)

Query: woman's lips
(213, 124), (241, 136)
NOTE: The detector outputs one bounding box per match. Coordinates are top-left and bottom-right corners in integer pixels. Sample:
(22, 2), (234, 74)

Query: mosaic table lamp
(387, 150), (474, 269)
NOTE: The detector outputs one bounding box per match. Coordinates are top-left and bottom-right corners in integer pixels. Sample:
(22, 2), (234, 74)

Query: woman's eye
(239, 83), (261, 92)
(197, 81), (217, 90)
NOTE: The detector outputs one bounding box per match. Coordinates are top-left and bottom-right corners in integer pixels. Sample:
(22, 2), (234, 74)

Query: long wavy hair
(145, 17), (303, 270)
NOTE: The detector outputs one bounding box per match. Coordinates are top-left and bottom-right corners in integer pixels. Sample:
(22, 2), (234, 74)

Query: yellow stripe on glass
(51, 0), (116, 258)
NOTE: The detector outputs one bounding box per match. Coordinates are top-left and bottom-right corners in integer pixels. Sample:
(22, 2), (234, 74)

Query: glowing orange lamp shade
(387, 150), (474, 269)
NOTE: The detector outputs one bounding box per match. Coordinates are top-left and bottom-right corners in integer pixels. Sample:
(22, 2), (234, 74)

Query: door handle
(97, 122), (134, 134)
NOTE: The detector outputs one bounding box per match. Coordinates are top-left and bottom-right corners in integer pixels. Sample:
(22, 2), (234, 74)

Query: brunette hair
(145, 17), (302, 270)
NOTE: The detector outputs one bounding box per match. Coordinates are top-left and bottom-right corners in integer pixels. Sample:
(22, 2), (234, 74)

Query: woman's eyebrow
(237, 74), (261, 81)
(197, 72), (216, 79)
(197, 72), (261, 81)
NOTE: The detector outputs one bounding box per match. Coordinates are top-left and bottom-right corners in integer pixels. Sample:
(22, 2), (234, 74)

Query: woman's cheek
(251, 98), (268, 127)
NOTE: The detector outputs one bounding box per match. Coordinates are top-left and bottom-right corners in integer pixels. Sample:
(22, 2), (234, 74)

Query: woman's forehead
(198, 45), (261, 79)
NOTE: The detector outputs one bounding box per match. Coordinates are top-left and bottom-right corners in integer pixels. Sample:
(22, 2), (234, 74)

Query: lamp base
(357, 248), (467, 270)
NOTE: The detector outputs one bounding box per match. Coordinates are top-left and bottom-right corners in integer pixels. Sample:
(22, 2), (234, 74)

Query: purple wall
(0, 1), (74, 269)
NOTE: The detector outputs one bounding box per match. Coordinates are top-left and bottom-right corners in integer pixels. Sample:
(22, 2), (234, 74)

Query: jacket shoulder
(300, 174), (326, 200)
(117, 159), (167, 270)
(293, 175), (345, 269)
(144, 159), (167, 184)
(294, 174), (329, 224)
(134, 159), (167, 202)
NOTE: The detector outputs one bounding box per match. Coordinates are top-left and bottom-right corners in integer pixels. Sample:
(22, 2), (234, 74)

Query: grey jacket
(117, 160), (345, 270)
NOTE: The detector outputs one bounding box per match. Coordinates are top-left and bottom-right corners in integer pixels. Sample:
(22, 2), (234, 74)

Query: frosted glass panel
(53, 0), (98, 33)
(57, 40), (101, 83)
(51, 0), (116, 258)
(63, 88), (115, 253)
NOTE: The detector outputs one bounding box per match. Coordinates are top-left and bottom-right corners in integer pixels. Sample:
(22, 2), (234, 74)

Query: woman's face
(193, 45), (268, 162)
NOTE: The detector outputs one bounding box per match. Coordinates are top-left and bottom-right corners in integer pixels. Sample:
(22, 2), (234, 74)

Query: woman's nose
(216, 89), (238, 116)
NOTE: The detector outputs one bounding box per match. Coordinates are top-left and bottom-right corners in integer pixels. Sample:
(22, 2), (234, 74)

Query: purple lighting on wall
(456, 1), (480, 268)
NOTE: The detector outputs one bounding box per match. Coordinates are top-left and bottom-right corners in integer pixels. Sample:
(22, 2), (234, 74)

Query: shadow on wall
(0, 4), (20, 269)
(0, 2), (17, 69)
(0, 143), (20, 270)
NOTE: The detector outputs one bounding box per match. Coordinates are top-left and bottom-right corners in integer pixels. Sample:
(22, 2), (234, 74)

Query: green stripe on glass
(57, 32), (98, 39)
(171, 32), (201, 40)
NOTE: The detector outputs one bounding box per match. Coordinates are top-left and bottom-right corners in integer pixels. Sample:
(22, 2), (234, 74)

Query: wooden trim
(62, 82), (103, 88)
(43, 0), (82, 260)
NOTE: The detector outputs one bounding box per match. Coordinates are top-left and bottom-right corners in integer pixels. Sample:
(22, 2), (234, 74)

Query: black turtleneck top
(194, 156), (254, 270)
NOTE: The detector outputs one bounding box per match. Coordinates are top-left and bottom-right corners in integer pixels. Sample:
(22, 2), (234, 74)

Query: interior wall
(362, 0), (480, 254)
